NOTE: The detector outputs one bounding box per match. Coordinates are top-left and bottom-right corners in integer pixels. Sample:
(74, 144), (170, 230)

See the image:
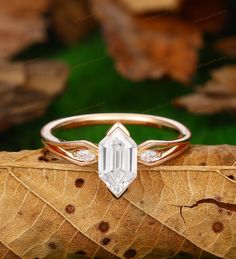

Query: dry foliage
(0, 0), (48, 16)
(175, 66), (236, 114)
(0, 0), (96, 58)
(92, 0), (203, 83)
(0, 0), (48, 59)
(92, 0), (232, 83)
(120, 0), (228, 34)
(0, 145), (235, 258)
(180, 0), (228, 33)
(119, 0), (183, 13)
(0, 60), (69, 131)
(50, 0), (96, 45)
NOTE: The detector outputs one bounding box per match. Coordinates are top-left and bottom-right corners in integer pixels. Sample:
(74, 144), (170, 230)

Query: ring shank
(41, 113), (191, 146)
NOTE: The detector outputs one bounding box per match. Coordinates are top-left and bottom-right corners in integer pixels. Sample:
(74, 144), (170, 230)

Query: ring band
(41, 113), (191, 198)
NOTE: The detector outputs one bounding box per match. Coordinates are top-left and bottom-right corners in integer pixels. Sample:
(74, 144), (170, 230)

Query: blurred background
(0, 0), (236, 151)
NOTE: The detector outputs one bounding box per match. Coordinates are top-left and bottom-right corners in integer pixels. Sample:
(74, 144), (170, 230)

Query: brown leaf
(199, 66), (236, 95)
(119, 0), (183, 13)
(175, 66), (236, 114)
(0, 145), (235, 258)
(24, 60), (69, 97)
(214, 37), (236, 58)
(0, 0), (48, 17)
(0, 0), (48, 59)
(175, 94), (236, 114)
(92, 0), (203, 84)
(50, 0), (96, 45)
(0, 60), (69, 131)
(119, 0), (228, 35)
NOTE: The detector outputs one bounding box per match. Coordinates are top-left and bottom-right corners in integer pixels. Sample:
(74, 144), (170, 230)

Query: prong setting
(139, 150), (162, 163)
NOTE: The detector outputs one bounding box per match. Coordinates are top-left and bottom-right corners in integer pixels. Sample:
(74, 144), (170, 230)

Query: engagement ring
(41, 113), (191, 198)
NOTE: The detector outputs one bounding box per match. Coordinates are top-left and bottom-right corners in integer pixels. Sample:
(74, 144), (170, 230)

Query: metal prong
(106, 122), (130, 136)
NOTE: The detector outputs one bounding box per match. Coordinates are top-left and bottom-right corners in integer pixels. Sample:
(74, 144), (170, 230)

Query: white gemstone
(74, 150), (96, 162)
(140, 150), (160, 163)
(98, 123), (137, 198)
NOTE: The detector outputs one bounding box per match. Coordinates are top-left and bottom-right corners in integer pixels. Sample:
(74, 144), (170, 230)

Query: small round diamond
(140, 150), (160, 163)
(74, 150), (96, 162)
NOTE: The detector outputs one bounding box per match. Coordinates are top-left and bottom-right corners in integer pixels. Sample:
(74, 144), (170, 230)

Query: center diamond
(98, 123), (137, 198)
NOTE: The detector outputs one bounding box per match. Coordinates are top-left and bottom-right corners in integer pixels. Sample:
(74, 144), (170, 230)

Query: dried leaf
(119, 0), (228, 34)
(214, 37), (236, 58)
(175, 66), (236, 114)
(175, 94), (236, 114)
(50, 0), (96, 45)
(92, 0), (203, 83)
(0, 60), (69, 131)
(0, 145), (235, 258)
(0, 0), (48, 17)
(119, 0), (183, 13)
(0, 0), (48, 59)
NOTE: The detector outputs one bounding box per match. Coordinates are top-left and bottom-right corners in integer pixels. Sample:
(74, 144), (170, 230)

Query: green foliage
(1, 32), (236, 151)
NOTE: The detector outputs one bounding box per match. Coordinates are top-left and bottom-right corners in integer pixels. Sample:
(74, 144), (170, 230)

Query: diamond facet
(74, 150), (96, 162)
(98, 123), (137, 198)
(140, 150), (160, 163)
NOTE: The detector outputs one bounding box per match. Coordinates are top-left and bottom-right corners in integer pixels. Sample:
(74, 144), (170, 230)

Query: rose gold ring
(41, 113), (191, 197)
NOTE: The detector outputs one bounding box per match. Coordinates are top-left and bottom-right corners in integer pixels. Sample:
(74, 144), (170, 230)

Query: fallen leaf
(0, 0), (48, 59)
(119, 0), (183, 13)
(175, 94), (236, 114)
(92, 0), (203, 83)
(119, 0), (228, 35)
(50, 0), (96, 45)
(0, 0), (48, 17)
(0, 60), (69, 131)
(175, 66), (236, 114)
(0, 145), (235, 258)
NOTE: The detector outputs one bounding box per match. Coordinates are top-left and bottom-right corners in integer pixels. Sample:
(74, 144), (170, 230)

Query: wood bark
(0, 145), (235, 258)
(0, 60), (69, 131)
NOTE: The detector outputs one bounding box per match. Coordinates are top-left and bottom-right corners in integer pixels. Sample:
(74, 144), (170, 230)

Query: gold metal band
(41, 113), (191, 166)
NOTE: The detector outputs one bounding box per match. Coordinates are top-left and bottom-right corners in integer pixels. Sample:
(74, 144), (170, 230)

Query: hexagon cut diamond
(98, 123), (137, 198)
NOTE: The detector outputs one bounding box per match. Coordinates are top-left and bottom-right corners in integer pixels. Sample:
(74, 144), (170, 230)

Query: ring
(41, 113), (191, 198)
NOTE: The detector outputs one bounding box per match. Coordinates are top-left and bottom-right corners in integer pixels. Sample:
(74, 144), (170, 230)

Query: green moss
(1, 32), (236, 151)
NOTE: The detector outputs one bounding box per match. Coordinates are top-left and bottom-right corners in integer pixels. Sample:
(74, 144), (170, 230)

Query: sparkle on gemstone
(140, 150), (161, 163)
(98, 123), (137, 198)
(74, 150), (96, 162)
